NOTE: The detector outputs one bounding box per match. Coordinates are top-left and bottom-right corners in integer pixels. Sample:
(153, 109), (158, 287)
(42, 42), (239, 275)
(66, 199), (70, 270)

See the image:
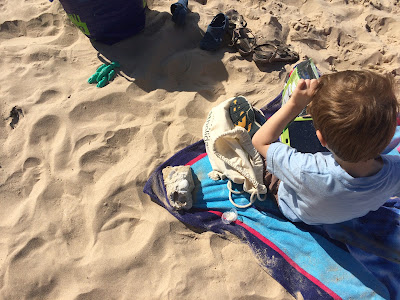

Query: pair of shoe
(199, 10), (256, 53)
(226, 10), (299, 64)
(170, 0), (230, 52)
(229, 96), (266, 138)
(171, 0), (228, 51)
(199, 10), (248, 52)
(199, 10), (256, 52)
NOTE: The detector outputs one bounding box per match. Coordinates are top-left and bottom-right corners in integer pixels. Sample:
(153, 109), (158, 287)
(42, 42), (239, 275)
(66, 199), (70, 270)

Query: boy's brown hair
(308, 70), (399, 162)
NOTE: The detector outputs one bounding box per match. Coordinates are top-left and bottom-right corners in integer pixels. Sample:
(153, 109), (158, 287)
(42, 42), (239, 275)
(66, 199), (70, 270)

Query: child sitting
(252, 70), (400, 225)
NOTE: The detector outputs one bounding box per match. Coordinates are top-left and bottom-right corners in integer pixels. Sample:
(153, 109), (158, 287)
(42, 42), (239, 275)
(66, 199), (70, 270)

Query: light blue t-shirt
(266, 142), (400, 225)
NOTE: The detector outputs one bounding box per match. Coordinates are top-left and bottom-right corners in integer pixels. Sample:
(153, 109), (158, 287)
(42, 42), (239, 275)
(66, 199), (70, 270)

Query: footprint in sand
(78, 127), (140, 181)
(23, 157), (41, 170)
(74, 134), (98, 151)
(291, 23), (328, 50)
(93, 182), (141, 236)
(365, 14), (397, 36)
(35, 89), (62, 105)
(79, 146), (121, 180)
(11, 237), (45, 263)
(105, 127), (140, 148)
(6, 236), (57, 299)
(0, 13), (63, 40)
(29, 115), (60, 145)
(61, 210), (89, 257)
(69, 93), (150, 122)
(22, 157), (42, 197)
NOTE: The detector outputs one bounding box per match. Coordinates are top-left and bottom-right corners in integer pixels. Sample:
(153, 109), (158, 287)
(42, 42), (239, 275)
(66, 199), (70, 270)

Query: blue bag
(55, 0), (146, 44)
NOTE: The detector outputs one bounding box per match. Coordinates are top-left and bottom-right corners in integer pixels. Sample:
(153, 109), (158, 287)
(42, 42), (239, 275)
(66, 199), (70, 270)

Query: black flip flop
(231, 27), (256, 56)
(253, 42), (299, 64)
(226, 10), (256, 57)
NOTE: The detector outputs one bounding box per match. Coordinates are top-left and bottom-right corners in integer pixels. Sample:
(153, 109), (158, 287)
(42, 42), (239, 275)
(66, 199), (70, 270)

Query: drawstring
(227, 180), (267, 209)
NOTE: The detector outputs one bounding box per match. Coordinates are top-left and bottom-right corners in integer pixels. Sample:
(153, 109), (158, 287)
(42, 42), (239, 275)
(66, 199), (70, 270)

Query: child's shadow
(91, 8), (228, 101)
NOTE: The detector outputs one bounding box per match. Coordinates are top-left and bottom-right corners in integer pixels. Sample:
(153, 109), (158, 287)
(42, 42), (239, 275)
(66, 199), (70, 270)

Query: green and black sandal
(229, 96), (265, 138)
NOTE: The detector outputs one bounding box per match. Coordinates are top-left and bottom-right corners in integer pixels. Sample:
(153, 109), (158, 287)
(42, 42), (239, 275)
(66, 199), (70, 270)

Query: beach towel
(203, 97), (267, 208)
(144, 91), (400, 300)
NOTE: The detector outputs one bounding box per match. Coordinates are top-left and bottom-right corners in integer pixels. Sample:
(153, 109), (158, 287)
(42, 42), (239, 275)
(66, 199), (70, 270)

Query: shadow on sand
(90, 8), (229, 102)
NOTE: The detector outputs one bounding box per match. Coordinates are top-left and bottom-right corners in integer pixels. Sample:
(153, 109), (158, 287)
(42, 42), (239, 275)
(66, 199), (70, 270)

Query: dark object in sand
(253, 42), (299, 64)
(226, 9), (256, 57)
(171, 0), (188, 26)
(200, 13), (229, 51)
(7, 106), (24, 129)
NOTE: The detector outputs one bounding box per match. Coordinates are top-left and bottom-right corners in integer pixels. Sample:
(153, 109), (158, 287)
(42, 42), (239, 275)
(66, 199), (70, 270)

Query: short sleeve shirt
(266, 142), (400, 225)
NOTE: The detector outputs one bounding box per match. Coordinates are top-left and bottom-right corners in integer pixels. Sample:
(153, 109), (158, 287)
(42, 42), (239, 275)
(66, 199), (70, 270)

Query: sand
(1, 0), (399, 298)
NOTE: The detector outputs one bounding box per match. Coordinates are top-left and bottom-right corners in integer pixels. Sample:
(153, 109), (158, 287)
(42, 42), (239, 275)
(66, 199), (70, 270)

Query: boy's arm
(252, 79), (318, 158)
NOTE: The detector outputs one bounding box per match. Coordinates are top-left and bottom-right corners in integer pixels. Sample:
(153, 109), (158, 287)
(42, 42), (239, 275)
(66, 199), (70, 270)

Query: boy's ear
(316, 130), (327, 147)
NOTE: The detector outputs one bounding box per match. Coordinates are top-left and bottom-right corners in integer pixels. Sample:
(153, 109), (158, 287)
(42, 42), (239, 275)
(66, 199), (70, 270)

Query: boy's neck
(334, 155), (383, 178)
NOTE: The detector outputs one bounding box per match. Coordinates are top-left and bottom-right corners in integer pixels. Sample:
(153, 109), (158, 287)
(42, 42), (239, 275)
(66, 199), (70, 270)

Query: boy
(252, 70), (400, 225)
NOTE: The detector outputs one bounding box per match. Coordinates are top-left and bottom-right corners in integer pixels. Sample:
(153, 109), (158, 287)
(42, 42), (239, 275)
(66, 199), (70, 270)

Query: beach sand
(1, 0), (399, 298)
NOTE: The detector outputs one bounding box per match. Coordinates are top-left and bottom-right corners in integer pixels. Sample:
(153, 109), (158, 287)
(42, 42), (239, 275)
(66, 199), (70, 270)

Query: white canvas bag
(202, 97), (267, 208)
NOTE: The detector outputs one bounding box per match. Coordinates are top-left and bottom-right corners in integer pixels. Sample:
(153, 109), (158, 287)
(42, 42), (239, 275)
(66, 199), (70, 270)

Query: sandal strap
(228, 28), (240, 47)
(253, 42), (279, 63)
(253, 42), (299, 63)
(226, 10), (247, 29)
(228, 27), (256, 48)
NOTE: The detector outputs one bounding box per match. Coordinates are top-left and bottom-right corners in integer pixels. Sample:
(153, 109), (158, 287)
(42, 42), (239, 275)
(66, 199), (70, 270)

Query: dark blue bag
(56, 0), (146, 44)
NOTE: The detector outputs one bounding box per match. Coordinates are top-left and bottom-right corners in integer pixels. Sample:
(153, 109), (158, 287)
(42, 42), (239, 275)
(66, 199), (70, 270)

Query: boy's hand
(290, 79), (319, 109)
(252, 78), (318, 158)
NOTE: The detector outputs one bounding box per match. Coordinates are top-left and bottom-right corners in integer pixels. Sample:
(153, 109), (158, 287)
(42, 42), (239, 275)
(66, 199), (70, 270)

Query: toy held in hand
(88, 61), (120, 88)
